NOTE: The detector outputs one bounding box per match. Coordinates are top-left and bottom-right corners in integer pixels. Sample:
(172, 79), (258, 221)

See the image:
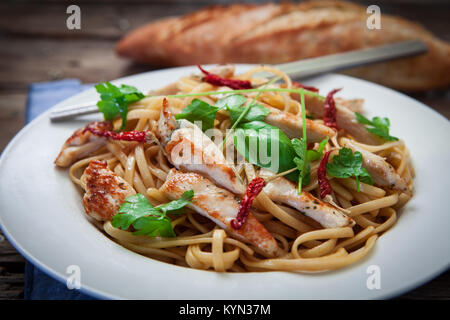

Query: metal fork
(49, 40), (427, 122)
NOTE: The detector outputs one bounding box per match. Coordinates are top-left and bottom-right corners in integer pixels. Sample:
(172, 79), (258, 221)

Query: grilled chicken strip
(259, 169), (354, 228)
(264, 104), (335, 143)
(304, 95), (382, 145)
(156, 99), (246, 195)
(335, 97), (364, 113)
(341, 138), (408, 191)
(81, 160), (136, 221)
(205, 64), (236, 78)
(160, 169), (280, 257)
(55, 122), (112, 167)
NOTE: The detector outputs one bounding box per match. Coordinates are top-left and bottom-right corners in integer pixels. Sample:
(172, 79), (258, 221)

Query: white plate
(0, 65), (449, 300)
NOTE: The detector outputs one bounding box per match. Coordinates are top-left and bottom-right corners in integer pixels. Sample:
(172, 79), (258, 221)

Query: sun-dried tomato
(292, 81), (319, 92)
(318, 150), (333, 198)
(197, 64), (252, 90)
(84, 122), (149, 142)
(323, 88), (341, 129)
(231, 177), (266, 230)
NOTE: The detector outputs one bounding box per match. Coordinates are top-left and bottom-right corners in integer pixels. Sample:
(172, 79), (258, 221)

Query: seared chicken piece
(264, 105), (335, 143)
(156, 99), (245, 195)
(160, 169), (280, 257)
(259, 168), (355, 228)
(55, 122), (113, 167)
(82, 160), (135, 221)
(206, 64), (236, 78)
(335, 97), (364, 113)
(341, 138), (408, 191)
(304, 95), (382, 145)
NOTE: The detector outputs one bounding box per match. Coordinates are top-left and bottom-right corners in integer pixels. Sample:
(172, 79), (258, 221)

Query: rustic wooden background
(0, 0), (448, 300)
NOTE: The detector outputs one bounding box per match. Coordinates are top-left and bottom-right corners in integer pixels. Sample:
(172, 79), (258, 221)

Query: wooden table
(0, 0), (448, 300)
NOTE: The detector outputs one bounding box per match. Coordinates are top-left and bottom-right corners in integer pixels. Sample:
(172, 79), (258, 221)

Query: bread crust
(116, 1), (450, 91)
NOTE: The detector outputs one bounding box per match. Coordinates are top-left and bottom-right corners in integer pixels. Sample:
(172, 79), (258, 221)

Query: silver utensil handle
(49, 102), (99, 122)
(49, 40), (427, 122)
(276, 40), (427, 79)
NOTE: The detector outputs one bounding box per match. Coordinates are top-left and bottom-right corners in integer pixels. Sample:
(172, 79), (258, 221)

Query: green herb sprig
(175, 99), (219, 132)
(112, 191), (193, 237)
(355, 113), (398, 141)
(95, 82), (145, 130)
(326, 147), (373, 192)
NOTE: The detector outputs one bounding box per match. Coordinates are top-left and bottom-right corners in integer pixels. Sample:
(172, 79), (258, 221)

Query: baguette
(116, 1), (450, 91)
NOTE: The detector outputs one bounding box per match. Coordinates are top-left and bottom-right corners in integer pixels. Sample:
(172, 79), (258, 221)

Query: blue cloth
(24, 79), (95, 300)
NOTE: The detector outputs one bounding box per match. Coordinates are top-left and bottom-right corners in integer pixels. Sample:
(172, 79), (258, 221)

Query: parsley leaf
(355, 113), (398, 141)
(112, 194), (160, 230)
(156, 190), (194, 215)
(132, 216), (176, 237)
(175, 99), (219, 132)
(111, 191), (194, 238)
(326, 147), (374, 192)
(95, 82), (144, 130)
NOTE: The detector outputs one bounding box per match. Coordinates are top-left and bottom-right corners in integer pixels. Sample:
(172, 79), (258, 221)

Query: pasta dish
(54, 65), (414, 272)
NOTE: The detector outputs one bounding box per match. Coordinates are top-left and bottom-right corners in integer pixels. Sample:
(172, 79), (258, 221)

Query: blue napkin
(24, 79), (95, 300)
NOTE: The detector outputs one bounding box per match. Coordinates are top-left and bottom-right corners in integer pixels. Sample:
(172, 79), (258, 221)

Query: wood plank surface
(0, 0), (448, 300)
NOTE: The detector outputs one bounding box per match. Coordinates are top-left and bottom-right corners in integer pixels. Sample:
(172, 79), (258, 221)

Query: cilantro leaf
(355, 113), (398, 141)
(111, 191), (193, 237)
(119, 84), (146, 101)
(132, 216), (176, 238)
(326, 147), (374, 191)
(156, 189), (194, 215)
(175, 99), (219, 132)
(112, 194), (160, 230)
(95, 82), (144, 130)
